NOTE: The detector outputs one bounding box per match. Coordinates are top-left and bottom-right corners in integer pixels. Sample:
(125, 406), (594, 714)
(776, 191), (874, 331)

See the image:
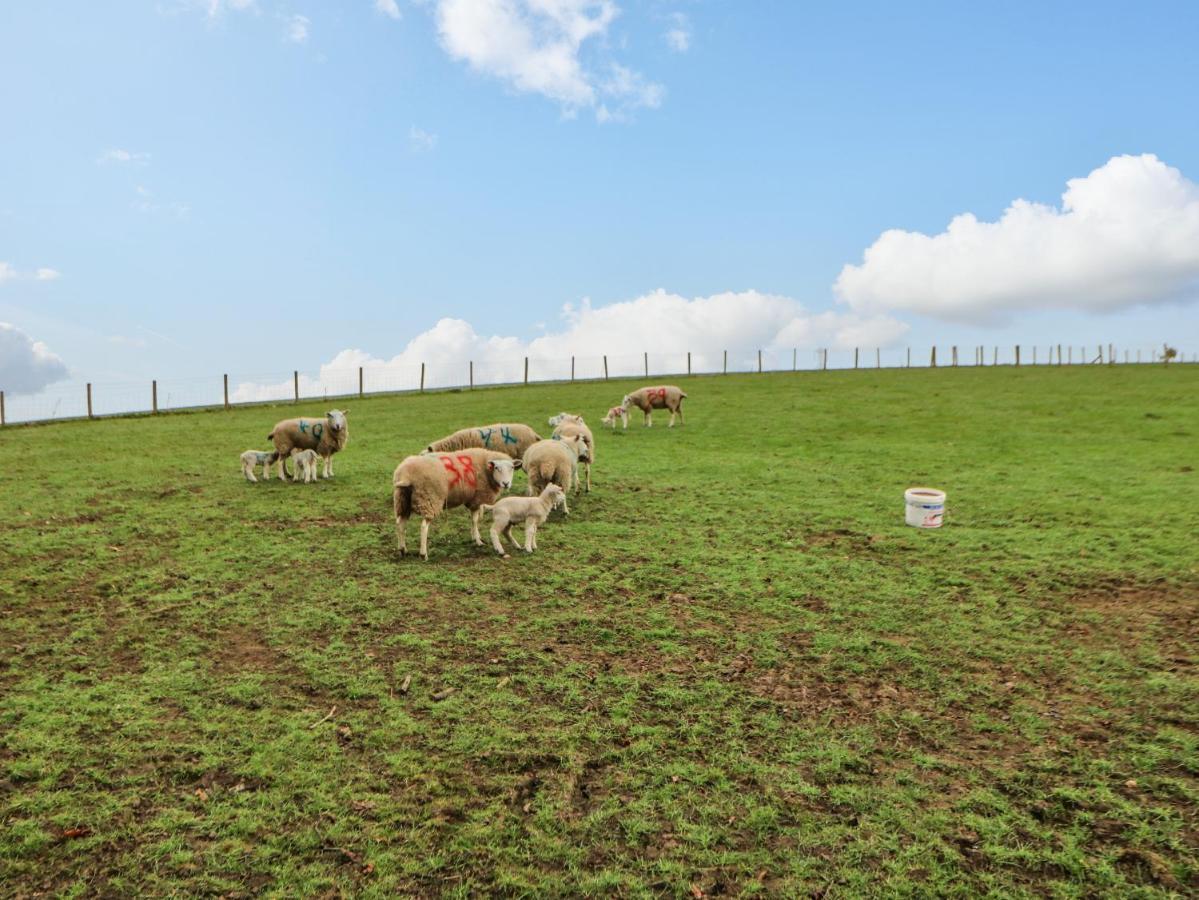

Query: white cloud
(835, 154), (1199, 323)
(98, 148), (150, 165)
(0, 262), (62, 283)
(0, 262), (15, 284)
(375, 0), (402, 19)
(132, 185), (190, 218)
(664, 12), (690, 52)
(431, 0), (662, 120)
(232, 288), (907, 398)
(409, 126), (438, 152)
(34, 268), (61, 281)
(285, 13), (310, 43)
(0, 323), (70, 395)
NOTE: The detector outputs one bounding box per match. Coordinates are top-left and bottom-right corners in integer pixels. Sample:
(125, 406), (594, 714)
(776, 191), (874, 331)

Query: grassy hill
(2, 366), (1196, 896)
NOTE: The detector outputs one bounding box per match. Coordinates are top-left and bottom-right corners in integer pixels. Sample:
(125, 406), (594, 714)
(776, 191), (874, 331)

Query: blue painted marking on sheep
(312, 423), (323, 440)
(479, 428), (494, 446)
(298, 420), (308, 433)
(500, 427), (518, 445)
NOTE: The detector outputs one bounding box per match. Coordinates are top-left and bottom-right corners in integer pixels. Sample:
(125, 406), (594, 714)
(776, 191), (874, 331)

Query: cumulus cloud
(98, 148), (150, 165)
(1, 262), (61, 283)
(375, 0), (401, 19)
(0, 323), (70, 395)
(835, 154), (1199, 323)
(409, 126), (438, 152)
(285, 13), (311, 43)
(664, 12), (690, 52)
(233, 288), (907, 399)
(35, 268), (61, 281)
(431, 0), (663, 120)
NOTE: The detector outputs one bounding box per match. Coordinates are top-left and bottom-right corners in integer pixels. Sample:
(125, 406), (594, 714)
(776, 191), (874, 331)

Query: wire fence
(1, 343), (1193, 426)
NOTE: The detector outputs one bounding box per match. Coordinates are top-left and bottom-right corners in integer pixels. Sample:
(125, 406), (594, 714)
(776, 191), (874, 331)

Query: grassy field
(1, 366), (1197, 897)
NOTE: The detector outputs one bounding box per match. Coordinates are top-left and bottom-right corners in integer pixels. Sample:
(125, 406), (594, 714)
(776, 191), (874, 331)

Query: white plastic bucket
(905, 487), (945, 528)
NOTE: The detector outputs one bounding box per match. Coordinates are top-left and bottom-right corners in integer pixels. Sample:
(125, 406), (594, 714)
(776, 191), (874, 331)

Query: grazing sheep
(548, 412), (595, 492)
(291, 449), (319, 484)
(522, 434), (584, 515)
(481, 484), (566, 557)
(600, 405), (629, 431)
(393, 449), (521, 560)
(240, 450), (273, 483)
(622, 385), (687, 427)
(268, 409), (349, 480)
(424, 423), (542, 460)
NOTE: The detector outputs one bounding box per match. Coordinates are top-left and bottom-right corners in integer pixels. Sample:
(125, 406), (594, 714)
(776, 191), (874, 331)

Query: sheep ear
(513, 459), (523, 469)
(487, 460), (496, 471)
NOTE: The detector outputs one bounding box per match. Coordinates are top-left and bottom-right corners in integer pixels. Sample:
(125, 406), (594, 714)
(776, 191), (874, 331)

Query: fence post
(1137, 349), (1141, 364)
(293, 371), (299, 402)
(571, 356), (575, 382)
(87, 383), (93, 419)
(930, 346), (936, 368)
(1108, 344), (1114, 366)
(758, 349), (762, 373)
(823, 348), (829, 371)
(723, 350), (727, 374)
(952, 346), (958, 367)
(524, 356), (529, 385)
(644, 351), (648, 377)
(1015, 346), (1020, 367)
(992, 346), (997, 366)
(1, 390), (5, 426)
(469, 360), (474, 389)
(906, 347), (910, 368)
(688, 351), (692, 376)
(223, 374), (230, 409)
(792, 348), (797, 371)
(1057, 344), (1062, 366)
(854, 347), (859, 369)
(876, 348), (881, 369)
(420, 363), (426, 392)
(603, 355), (608, 380)
(358, 366), (364, 398)
(152, 380), (158, 414)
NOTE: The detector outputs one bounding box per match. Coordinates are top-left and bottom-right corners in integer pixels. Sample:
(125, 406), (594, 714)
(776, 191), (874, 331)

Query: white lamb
(481, 484), (566, 557)
(240, 450), (273, 483)
(291, 449), (319, 484)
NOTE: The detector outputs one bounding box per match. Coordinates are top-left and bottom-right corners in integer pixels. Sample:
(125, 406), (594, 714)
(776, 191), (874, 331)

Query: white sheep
(548, 412), (595, 492)
(240, 450), (273, 483)
(622, 385), (687, 427)
(393, 448), (521, 560)
(522, 434), (584, 515)
(291, 449), (319, 484)
(424, 423), (542, 459)
(267, 409), (349, 480)
(600, 405), (628, 431)
(481, 483), (566, 557)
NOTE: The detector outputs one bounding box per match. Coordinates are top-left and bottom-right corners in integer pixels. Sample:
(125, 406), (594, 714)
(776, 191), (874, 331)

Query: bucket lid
(905, 487), (945, 503)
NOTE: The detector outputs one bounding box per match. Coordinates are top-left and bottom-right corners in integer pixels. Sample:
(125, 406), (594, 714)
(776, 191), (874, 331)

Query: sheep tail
(394, 482), (413, 520)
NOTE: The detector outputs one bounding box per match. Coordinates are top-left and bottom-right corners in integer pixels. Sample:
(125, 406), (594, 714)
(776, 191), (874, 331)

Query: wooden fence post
(952, 346), (958, 367)
(906, 347), (910, 368)
(224, 374), (230, 409)
(1032, 347), (1037, 365)
(643, 351), (648, 377)
(1057, 344), (1062, 366)
(723, 350), (727, 374)
(687, 351), (692, 375)
(876, 348), (881, 368)
(758, 349), (762, 373)
(603, 355), (608, 380)
(792, 348), (797, 371)
(571, 356), (575, 382)
(152, 380), (158, 414)
(1108, 344), (1114, 366)
(469, 360), (474, 389)
(87, 383), (93, 419)
(1, 390), (5, 426)
(854, 347), (859, 369)
(992, 346), (998, 366)
(823, 348), (829, 371)
(420, 363), (425, 392)
(1015, 346), (1020, 367)
(930, 347), (936, 368)
(524, 356), (529, 385)
(293, 371), (299, 401)
(358, 366), (364, 398)
(1068, 347), (1072, 365)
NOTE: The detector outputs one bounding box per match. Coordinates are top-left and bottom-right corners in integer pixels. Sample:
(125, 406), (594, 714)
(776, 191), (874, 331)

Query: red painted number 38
(439, 454), (477, 489)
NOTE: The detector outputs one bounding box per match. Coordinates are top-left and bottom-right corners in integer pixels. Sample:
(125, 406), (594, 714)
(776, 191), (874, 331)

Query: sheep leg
(321, 454), (331, 479)
(489, 524), (508, 557)
(668, 410), (676, 428)
(645, 410), (652, 427)
(524, 521), (536, 553)
(419, 518), (430, 560)
(396, 515), (407, 555)
(243, 463), (256, 483)
(585, 461), (591, 492)
(677, 405), (684, 425)
(262, 463), (270, 481)
(504, 524), (521, 551)
(560, 485), (570, 516)
(470, 508), (484, 545)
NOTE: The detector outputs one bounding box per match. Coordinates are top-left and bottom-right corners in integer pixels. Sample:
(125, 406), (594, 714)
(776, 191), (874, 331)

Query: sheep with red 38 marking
(622, 385), (687, 427)
(393, 448), (522, 560)
(424, 423), (541, 459)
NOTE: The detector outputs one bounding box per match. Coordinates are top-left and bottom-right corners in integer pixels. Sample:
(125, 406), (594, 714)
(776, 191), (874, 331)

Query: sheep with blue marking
(424, 423), (541, 460)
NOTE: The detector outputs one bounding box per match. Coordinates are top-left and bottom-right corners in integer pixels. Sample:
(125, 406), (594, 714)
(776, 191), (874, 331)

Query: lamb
(291, 449), (319, 484)
(522, 434), (584, 515)
(600, 405), (629, 431)
(481, 484), (566, 557)
(268, 409), (349, 480)
(393, 448), (521, 560)
(424, 423), (542, 460)
(622, 385), (687, 427)
(240, 450), (273, 482)
(548, 412), (595, 492)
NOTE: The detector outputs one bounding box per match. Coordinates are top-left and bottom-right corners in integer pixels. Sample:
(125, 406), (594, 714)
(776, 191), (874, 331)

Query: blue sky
(2, 0), (1198, 397)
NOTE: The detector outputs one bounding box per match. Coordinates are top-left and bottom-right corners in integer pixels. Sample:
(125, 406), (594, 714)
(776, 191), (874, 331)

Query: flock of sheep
(240, 385), (688, 560)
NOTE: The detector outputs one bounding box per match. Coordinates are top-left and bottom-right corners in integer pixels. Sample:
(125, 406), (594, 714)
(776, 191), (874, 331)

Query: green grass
(1, 366), (1197, 897)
